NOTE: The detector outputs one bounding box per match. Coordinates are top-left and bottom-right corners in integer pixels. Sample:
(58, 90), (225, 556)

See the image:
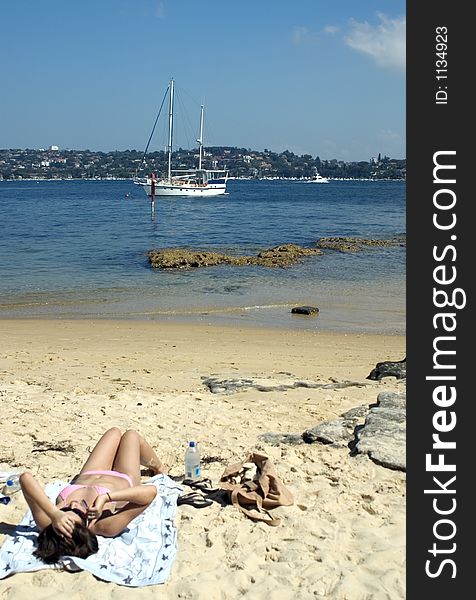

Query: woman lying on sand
(19, 427), (165, 564)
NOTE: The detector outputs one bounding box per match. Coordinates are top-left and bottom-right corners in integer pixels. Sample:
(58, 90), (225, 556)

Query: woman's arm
(20, 472), (58, 528)
(89, 484), (157, 513)
(19, 472), (74, 536)
(88, 484), (157, 537)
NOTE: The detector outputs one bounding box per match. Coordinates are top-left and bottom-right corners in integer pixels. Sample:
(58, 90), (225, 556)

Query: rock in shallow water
(291, 306), (319, 316)
(147, 244), (322, 269)
(316, 236), (405, 252)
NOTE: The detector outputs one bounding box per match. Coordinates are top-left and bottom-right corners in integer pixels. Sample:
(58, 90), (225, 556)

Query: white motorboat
(135, 79), (228, 198)
(307, 169), (329, 183)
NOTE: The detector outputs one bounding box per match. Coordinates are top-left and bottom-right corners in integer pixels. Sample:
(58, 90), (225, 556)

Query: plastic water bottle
(184, 441), (201, 481)
(2, 474), (21, 496)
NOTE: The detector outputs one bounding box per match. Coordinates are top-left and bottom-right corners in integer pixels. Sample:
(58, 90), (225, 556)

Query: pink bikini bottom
(80, 470), (133, 486)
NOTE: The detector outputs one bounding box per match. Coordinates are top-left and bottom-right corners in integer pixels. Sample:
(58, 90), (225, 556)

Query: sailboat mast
(167, 79), (174, 182)
(198, 104), (204, 170)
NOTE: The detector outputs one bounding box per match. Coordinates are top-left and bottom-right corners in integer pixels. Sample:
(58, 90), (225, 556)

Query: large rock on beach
(303, 391), (406, 471)
(367, 358), (406, 380)
(147, 244), (322, 270)
(316, 236), (405, 252)
(202, 376), (364, 395)
(354, 391), (406, 471)
(302, 405), (370, 445)
(261, 389), (406, 471)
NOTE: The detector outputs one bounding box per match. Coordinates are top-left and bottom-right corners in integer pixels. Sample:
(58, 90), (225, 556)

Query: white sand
(0, 319), (406, 599)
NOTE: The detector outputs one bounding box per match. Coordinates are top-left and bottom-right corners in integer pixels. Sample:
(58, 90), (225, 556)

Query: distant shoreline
(0, 176), (406, 182)
(0, 147), (406, 181)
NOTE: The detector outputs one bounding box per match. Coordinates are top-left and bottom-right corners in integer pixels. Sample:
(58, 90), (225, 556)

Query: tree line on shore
(0, 147), (405, 180)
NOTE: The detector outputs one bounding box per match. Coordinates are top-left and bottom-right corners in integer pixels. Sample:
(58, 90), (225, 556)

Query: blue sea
(0, 179), (405, 333)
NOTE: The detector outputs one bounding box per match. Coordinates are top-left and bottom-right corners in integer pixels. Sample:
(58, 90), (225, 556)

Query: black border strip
(407, 3), (471, 597)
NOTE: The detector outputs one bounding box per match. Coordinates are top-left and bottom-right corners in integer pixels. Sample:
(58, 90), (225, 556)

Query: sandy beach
(0, 319), (406, 599)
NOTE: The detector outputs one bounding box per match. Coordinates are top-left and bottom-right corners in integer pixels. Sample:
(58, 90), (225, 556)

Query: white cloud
(345, 13), (405, 70)
(324, 25), (339, 34)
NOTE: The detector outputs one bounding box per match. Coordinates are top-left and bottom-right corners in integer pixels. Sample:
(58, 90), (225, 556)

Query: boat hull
(138, 182), (227, 197)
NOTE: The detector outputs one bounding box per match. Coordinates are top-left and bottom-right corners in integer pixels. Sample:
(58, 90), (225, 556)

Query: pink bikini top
(57, 469), (133, 502)
(58, 483), (111, 502)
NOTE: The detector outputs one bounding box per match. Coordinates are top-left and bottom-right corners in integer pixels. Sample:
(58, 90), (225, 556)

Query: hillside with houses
(0, 146), (405, 181)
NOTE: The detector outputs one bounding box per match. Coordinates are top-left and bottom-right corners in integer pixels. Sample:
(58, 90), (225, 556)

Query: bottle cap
(189, 441), (195, 447)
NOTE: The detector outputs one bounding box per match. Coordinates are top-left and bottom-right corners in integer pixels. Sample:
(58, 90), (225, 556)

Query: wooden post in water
(150, 172), (155, 203)
(150, 173), (155, 219)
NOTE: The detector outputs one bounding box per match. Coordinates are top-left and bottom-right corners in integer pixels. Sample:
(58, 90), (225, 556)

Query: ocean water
(0, 179), (405, 333)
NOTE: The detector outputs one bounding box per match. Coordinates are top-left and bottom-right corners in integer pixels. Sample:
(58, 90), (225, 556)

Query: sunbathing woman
(19, 427), (166, 564)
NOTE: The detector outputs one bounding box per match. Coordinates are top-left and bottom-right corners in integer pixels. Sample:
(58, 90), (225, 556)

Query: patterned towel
(0, 474), (182, 587)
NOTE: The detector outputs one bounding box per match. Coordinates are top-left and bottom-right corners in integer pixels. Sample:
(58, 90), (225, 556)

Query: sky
(1, 1), (406, 161)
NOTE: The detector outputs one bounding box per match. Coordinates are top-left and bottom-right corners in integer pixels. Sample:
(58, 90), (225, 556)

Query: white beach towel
(0, 474), (183, 587)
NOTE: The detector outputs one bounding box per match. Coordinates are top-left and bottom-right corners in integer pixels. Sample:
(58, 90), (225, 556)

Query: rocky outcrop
(316, 236), (405, 252)
(255, 244), (322, 267)
(302, 405), (370, 445)
(367, 358), (406, 380)
(148, 237), (405, 268)
(148, 244), (322, 270)
(354, 391), (406, 471)
(202, 376), (364, 395)
(259, 389), (406, 471)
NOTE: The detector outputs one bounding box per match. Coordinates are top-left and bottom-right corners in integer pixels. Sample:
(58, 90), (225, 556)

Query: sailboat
(135, 79), (229, 197)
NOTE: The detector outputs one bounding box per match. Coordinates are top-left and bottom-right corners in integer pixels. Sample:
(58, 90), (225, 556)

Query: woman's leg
(112, 430), (165, 486)
(79, 427), (122, 473)
(138, 433), (166, 474)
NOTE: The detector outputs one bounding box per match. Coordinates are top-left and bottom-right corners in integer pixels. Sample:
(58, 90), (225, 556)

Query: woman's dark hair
(34, 523), (99, 565)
